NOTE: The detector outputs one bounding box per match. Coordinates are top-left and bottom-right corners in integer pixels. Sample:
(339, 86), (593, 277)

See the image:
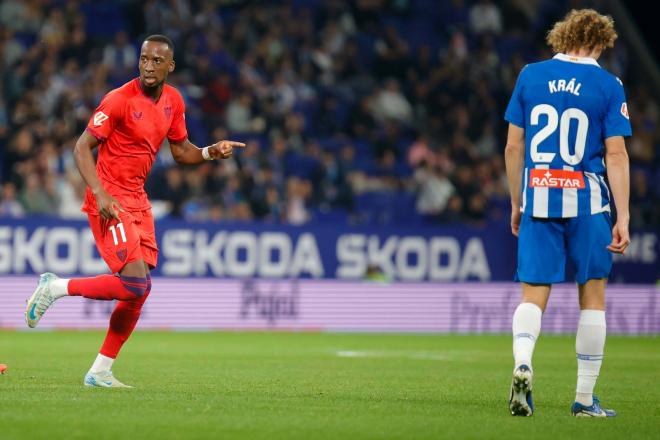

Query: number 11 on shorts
(109, 223), (127, 245)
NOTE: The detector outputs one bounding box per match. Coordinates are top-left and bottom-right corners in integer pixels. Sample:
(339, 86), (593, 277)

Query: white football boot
(84, 371), (133, 388)
(25, 272), (61, 328)
(509, 364), (534, 416)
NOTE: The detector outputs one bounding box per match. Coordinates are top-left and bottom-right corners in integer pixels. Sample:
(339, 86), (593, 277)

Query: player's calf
(68, 274), (148, 300)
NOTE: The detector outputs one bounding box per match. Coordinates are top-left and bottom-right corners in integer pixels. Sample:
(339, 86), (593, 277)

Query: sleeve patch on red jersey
(93, 111), (109, 126)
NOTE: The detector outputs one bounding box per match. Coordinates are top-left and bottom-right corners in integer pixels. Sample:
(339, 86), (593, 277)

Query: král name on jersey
(529, 168), (586, 188)
(548, 77), (582, 96)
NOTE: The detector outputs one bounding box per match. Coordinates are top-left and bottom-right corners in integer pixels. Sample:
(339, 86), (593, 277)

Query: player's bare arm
(169, 138), (247, 164)
(73, 130), (124, 221)
(504, 123), (525, 237)
(604, 135), (630, 254)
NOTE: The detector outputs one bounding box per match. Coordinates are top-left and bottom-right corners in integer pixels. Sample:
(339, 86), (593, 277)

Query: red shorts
(88, 209), (158, 274)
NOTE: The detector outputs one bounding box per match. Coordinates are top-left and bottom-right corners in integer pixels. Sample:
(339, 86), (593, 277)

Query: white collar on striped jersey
(553, 53), (601, 67)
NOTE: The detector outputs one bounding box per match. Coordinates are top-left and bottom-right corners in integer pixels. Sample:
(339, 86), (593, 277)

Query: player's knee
(119, 275), (149, 298)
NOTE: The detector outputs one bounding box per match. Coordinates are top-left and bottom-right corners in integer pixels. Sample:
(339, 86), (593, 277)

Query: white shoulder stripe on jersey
(598, 174), (611, 213)
(562, 165), (578, 217)
(521, 168), (528, 213)
(533, 164), (549, 217)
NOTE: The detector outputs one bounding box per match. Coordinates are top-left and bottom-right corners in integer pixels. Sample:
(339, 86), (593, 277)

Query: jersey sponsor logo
(529, 169), (585, 189)
(620, 102), (629, 119)
(93, 111), (109, 126)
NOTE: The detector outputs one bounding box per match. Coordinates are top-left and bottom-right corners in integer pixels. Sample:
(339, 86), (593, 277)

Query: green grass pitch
(0, 331), (658, 439)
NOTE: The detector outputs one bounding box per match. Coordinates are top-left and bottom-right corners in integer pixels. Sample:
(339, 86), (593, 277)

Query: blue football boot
(571, 395), (616, 417)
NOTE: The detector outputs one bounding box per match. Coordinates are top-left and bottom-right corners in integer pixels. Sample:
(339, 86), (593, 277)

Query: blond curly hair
(546, 9), (618, 54)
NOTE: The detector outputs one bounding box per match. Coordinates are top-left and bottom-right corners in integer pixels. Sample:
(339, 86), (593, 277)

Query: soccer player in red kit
(25, 35), (245, 387)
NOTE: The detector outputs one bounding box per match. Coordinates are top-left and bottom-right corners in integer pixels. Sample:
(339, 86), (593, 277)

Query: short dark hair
(144, 34), (174, 52)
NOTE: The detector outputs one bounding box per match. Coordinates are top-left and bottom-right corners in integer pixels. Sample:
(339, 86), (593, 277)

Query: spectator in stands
(19, 172), (57, 215)
(374, 25), (409, 81)
(207, 201), (225, 222)
(160, 167), (189, 218)
(3, 128), (34, 186)
(408, 134), (435, 169)
(0, 182), (24, 217)
(414, 160), (455, 218)
(0, 0), (41, 33)
(0, 29), (25, 69)
(226, 93), (263, 134)
(474, 122), (497, 158)
(40, 8), (67, 47)
(56, 171), (86, 219)
(59, 24), (92, 66)
(347, 96), (377, 139)
(439, 194), (465, 224)
(220, 174), (249, 219)
(263, 186), (284, 223)
(370, 79), (413, 125)
(466, 193), (488, 224)
(285, 177), (311, 225)
(469, 0), (502, 35)
(102, 31), (137, 82)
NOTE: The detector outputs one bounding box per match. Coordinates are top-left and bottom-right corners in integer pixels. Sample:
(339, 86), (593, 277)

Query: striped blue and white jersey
(504, 53), (632, 218)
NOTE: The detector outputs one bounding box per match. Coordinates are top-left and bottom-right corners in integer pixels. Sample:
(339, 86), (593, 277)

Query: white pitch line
(335, 350), (452, 361)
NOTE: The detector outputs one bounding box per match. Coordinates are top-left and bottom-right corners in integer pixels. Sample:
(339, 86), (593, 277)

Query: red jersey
(82, 78), (187, 213)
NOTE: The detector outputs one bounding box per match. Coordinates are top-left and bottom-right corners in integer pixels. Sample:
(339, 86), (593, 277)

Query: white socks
(90, 354), (115, 373)
(512, 303), (543, 369)
(50, 278), (70, 299)
(512, 304), (606, 407)
(575, 310), (606, 406)
(512, 302), (543, 371)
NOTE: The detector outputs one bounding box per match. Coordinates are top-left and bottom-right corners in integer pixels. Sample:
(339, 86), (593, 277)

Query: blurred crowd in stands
(0, 0), (658, 228)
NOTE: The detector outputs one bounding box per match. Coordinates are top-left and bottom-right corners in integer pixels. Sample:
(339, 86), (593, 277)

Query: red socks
(68, 273), (152, 359)
(68, 275), (148, 301)
(99, 274), (152, 359)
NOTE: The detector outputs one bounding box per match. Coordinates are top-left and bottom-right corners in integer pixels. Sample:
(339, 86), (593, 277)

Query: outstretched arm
(504, 123), (526, 237)
(73, 130), (124, 220)
(169, 139), (246, 165)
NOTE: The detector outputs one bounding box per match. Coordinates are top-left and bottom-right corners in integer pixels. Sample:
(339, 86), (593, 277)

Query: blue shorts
(515, 213), (613, 285)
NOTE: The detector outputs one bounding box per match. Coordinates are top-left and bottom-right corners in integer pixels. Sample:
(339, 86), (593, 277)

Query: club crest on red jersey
(164, 106), (172, 118)
(132, 111), (143, 120)
(116, 248), (128, 262)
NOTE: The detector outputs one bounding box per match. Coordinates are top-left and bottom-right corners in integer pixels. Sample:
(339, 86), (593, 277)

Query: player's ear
(168, 60), (175, 73)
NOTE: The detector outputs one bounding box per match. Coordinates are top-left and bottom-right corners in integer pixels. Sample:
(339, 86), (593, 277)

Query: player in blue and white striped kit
(504, 9), (631, 417)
